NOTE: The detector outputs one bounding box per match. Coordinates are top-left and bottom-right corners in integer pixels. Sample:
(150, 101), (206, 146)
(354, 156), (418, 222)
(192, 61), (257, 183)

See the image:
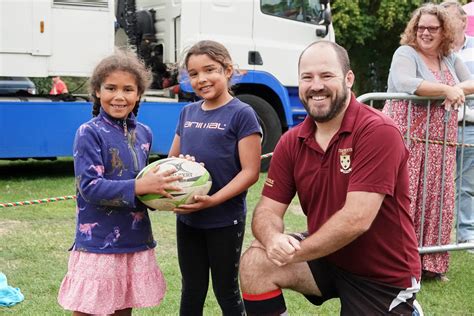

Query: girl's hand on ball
(173, 195), (214, 214)
(135, 165), (182, 197)
(154, 166), (183, 198)
(178, 154), (196, 162)
(177, 154), (206, 167)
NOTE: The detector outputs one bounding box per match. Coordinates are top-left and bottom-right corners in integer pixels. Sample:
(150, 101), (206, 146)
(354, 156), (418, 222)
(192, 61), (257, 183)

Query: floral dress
(382, 69), (457, 275)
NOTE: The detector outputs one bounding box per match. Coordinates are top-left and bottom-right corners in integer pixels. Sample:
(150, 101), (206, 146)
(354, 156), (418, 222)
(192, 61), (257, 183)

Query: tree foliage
(331, 0), (469, 95)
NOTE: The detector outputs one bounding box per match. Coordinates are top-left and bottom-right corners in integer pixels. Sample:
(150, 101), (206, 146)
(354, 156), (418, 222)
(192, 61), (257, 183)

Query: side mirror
(316, 7), (332, 37)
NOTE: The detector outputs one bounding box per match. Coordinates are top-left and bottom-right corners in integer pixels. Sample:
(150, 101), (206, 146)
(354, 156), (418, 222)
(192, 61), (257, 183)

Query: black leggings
(176, 219), (245, 316)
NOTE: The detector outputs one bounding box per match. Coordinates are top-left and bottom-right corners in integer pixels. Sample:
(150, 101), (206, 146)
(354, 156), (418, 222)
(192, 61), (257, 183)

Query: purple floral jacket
(72, 109), (155, 253)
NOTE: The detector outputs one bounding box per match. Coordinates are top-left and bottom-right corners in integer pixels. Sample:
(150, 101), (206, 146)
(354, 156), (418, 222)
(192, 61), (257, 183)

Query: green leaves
(330, 0), (430, 94)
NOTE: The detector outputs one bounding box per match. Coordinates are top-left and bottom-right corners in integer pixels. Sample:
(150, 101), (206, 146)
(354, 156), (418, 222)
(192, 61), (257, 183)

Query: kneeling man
(239, 41), (421, 315)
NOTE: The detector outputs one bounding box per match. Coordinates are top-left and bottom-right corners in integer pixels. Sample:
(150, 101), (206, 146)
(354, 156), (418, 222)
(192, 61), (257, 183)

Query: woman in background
(383, 3), (474, 281)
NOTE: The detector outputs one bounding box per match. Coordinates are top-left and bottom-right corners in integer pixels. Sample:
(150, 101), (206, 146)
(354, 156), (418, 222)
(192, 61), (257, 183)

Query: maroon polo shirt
(263, 94), (421, 288)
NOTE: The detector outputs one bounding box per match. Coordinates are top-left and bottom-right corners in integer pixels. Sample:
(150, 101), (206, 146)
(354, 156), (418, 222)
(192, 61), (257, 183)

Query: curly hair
(89, 49), (152, 117)
(400, 3), (455, 57)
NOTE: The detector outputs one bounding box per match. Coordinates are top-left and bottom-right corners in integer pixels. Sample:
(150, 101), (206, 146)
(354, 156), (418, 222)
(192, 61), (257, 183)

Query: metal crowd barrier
(357, 92), (474, 254)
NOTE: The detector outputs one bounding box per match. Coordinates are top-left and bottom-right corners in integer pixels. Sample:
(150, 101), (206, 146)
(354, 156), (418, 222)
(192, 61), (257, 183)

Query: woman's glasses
(416, 25), (442, 34)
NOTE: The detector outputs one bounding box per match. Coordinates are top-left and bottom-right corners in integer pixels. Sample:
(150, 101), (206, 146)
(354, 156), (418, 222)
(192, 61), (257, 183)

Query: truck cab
(0, 0), (333, 168)
(122, 0), (334, 168)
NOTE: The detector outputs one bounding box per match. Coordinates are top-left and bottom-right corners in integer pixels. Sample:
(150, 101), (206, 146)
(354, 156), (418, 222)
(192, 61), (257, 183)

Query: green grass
(1, 158), (474, 315)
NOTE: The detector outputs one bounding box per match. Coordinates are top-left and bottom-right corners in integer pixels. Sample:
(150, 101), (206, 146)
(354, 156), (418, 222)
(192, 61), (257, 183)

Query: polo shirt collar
(297, 92), (360, 140)
(339, 92), (359, 134)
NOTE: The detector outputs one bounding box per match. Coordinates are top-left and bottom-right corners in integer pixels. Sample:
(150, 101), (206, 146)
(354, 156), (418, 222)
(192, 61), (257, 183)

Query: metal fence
(357, 92), (474, 254)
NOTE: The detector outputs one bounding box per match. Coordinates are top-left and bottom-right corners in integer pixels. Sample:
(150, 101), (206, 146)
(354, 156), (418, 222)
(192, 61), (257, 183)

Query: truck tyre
(237, 94), (282, 172)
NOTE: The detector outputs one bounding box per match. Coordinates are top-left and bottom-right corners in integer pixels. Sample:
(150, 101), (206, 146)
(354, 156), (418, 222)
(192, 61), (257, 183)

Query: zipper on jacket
(128, 133), (139, 172)
(122, 119), (139, 171)
(122, 120), (128, 137)
(119, 118), (139, 171)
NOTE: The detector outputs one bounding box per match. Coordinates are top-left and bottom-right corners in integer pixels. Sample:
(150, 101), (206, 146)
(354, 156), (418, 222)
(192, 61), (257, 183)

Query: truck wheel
(237, 94), (282, 172)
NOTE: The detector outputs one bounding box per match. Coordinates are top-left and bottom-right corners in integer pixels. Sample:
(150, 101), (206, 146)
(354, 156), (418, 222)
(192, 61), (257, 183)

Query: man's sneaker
(458, 239), (474, 254)
(413, 299), (424, 316)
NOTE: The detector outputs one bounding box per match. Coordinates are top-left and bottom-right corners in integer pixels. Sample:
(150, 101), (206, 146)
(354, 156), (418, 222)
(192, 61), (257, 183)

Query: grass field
(1, 158), (474, 315)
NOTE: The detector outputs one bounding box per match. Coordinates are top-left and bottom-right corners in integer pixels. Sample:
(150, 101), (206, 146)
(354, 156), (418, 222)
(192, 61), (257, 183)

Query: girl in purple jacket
(58, 50), (181, 316)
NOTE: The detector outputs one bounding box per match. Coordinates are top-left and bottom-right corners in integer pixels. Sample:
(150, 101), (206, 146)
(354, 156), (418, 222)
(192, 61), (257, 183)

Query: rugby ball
(136, 157), (212, 211)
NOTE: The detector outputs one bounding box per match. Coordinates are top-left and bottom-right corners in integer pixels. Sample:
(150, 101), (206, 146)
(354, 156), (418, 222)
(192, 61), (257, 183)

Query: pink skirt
(58, 249), (166, 314)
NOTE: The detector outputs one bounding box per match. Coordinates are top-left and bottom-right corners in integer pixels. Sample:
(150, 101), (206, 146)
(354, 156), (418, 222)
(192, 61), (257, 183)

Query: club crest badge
(338, 148), (352, 174)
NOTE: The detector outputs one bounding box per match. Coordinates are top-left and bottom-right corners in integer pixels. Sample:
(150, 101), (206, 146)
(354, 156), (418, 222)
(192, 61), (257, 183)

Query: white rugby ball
(136, 157), (212, 211)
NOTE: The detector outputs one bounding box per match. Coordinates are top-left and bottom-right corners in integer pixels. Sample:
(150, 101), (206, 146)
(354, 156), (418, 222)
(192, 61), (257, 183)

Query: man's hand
(265, 233), (301, 266)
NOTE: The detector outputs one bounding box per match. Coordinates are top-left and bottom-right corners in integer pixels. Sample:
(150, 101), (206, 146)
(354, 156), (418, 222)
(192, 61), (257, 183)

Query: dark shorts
(305, 259), (419, 315)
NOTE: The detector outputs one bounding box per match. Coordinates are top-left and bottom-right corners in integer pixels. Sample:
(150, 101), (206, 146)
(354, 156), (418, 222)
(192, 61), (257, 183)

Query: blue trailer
(0, 70), (308, 164)
(0, 99), (183, 159)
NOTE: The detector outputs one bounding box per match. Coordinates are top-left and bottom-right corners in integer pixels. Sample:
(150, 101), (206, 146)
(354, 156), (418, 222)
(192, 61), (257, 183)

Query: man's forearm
(292, 209), (365, 263)
(252, 206), (285, 246)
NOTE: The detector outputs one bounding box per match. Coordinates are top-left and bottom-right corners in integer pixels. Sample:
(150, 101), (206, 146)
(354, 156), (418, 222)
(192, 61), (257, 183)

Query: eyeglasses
(416, 25), (442, 33)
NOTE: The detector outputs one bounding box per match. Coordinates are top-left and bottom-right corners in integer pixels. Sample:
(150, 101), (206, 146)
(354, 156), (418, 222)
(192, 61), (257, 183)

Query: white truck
(0, 0), (334, 169)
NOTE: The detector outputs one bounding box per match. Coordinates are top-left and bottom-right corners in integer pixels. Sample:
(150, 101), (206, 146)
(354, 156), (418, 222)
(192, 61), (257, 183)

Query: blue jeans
(456, 125), (474, 242)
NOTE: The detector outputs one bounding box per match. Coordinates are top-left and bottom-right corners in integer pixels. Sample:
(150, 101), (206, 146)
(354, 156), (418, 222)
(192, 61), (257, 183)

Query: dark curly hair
(89, 49), (152, 117)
